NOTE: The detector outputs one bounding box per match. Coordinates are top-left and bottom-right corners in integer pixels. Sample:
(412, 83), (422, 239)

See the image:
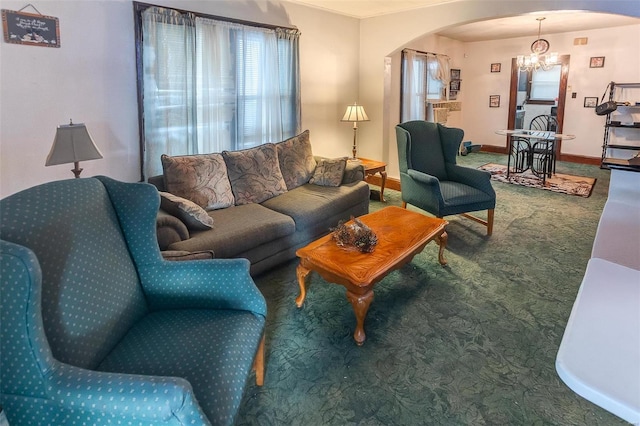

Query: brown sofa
(149, 131), (370, 276)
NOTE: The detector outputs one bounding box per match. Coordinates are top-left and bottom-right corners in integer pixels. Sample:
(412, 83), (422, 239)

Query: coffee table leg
(295, 264), (311, 308)
(436, 231), (448, 266)
(346, 290), (374, 345)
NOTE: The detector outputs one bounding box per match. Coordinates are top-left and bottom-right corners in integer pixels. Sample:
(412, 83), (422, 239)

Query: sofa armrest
(156, 209), (189, 250)
(343, 161), (365, 184)
(138, 258), (267, 317)
(148, 174), (166, 192)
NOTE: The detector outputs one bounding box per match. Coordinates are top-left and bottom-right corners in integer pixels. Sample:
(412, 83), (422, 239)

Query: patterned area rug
(478, 163), (596, 197)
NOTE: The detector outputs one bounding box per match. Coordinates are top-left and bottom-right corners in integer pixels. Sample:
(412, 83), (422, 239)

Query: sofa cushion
(161, 153), (235, 210)
(169, 203), (295, 258)
(223, 143), (288, 205)
(276, 130), (317, 190)
(159, 192), (214, 231)
(261, 181), (371, 231)
(309, 157), (347, 187)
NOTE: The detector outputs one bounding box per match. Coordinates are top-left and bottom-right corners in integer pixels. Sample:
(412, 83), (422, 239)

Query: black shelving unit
(600, 82), (640, 171)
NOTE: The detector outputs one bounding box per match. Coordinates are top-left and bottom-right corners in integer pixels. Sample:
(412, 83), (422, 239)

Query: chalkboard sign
(2, 9), (60, 48)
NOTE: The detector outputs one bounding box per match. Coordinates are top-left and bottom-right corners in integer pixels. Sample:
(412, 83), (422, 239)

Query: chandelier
(517, 17), (558, 72)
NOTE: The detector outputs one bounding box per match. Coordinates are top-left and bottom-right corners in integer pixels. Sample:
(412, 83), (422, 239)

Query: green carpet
(237, 152), (623, 426)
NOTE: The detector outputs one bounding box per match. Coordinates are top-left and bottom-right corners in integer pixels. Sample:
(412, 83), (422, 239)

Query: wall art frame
(490, 63), (501, 73)
(2, 9), (60, 48)
(589, 56), (605, 68)
(489, 95), (500, 108)
(584, 97), (598, 108)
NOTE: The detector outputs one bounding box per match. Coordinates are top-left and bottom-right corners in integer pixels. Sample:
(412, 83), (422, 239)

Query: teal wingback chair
(0, 177), (267, 425)
(396, 121), (496, 235)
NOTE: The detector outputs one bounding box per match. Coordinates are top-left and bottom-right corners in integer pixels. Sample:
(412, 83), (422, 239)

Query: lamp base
(348, 157), (361, 163)
(72, 161), (83, 178)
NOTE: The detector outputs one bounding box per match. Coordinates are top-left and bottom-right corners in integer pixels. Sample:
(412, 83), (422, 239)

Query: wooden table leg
(435, 231), (448, 266)
(379, 171), (387, 202)
(346, 289), (374, 345)
(296, 264), (311, 307)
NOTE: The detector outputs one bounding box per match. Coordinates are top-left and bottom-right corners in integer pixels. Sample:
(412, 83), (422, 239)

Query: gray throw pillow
(276, 130), (317, 190)
(161, 153), (235, 210)
(159, 191), (214, 231)
(309, 157), (347, 187)
(222, 143), (288, 205)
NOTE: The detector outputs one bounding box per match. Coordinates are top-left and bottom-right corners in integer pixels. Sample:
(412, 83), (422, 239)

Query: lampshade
(46, 122), (103, 166)
(341, 104), (370, 122)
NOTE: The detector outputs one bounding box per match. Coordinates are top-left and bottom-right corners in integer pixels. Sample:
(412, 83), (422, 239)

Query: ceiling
(287, 0), (640, 41)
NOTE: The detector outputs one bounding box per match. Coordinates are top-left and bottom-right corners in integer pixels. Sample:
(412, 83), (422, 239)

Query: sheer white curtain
(401, 50), (426, 122)
(401, 50), (450, 122)
(195, 19), (236, 154)
(142, 7), (196, 178)
(140, 7), (301, 179)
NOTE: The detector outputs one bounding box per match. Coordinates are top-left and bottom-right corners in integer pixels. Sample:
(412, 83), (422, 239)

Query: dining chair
(529, 114), (559, 177)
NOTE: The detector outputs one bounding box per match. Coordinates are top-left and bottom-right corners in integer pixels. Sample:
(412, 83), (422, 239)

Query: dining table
(495, 129), (576, 184)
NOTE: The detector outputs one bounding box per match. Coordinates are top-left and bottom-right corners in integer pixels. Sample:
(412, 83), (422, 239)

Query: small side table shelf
(357, 157), (387, 202)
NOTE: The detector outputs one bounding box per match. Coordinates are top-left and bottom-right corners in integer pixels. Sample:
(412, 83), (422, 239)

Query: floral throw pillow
(222, 143), (288, 205)
(276, 130), (317, 190)
(159, 191), (214, 231)
(309, 157), (347, 187)
(161, 153), (234, 210)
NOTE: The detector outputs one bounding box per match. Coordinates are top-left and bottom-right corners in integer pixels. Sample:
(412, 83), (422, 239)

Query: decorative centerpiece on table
(331, 216), (378, 253)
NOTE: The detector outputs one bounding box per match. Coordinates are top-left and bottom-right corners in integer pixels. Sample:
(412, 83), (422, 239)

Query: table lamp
(341, 102), (369, 161)
(45, 119), (103, 178)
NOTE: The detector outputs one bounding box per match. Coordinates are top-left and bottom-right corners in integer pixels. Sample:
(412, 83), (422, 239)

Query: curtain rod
(402, 48), (449, 58)
(133, 1), (299, 32)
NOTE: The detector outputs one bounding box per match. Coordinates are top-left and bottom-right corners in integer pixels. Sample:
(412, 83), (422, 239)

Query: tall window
(134, 3), (301, 179)
(400, 49), (449, 123)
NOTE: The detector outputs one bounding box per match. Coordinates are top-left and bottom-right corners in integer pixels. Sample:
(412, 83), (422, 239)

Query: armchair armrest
(50, 363), (209, 424)
(446, 164), (495, 196)
(407, 168), (440, 187)
(138, 258), (267, 317)
(403, 169), (443, 211)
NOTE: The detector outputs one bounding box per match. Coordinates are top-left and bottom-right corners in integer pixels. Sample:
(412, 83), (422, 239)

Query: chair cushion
(0, 179), (148, 370)
(403, 122), (448, 181)
(223, 143), (288, 205)
(97, 309), (265, 426)
(440, 181), (495, 207)
(276, 130), (317, 190)
(161, 153), (235, 210)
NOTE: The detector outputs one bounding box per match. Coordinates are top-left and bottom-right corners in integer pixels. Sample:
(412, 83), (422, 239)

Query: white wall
(359, 0), (640, 178)
(2, 0), (639, 197)
(462, 25), (640, 160)
(0, 0), (360, 197)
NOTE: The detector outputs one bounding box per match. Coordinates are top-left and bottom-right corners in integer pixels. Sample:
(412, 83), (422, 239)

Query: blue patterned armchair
(396, 121), (496, 235)
(0, 177), (266, 425)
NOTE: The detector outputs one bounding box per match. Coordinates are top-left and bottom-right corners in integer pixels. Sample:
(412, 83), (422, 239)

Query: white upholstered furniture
(556, 168), (640, 425)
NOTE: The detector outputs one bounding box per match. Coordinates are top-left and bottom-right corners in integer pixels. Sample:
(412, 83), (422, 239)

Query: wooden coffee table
(295, 206), (448, 345)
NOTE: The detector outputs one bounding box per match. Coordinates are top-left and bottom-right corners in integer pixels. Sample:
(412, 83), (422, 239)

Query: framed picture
(489, 95), (500, 108)
(584, 97), (598, 108)
(590, 56), (605, 68)
(450, 69), (461, 80)
(449, 80), (461, 91)
(2, 9), (60, 47)
(490, 63), (501, 73)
